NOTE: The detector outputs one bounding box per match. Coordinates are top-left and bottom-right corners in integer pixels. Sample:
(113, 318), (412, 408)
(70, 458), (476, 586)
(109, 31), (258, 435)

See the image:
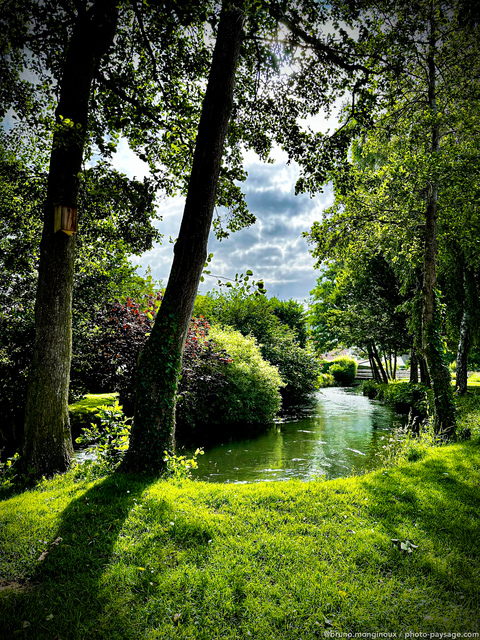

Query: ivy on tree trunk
(121, 4), (245, 474)
(421, 10), (455, 439)
(23, 0), (118, 477)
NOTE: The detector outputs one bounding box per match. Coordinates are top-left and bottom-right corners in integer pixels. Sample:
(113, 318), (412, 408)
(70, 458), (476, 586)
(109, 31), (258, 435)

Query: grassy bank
(1, 441), (480, 638)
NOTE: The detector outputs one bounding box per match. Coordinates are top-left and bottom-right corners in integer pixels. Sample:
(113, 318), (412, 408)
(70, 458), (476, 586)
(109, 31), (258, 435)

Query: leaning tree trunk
(121, 5), (245, 474)
(372, 344), (388, 383)
(421, 15), (456, 439)
(23, 0), (118, 477)
(367, 344), (381, 383)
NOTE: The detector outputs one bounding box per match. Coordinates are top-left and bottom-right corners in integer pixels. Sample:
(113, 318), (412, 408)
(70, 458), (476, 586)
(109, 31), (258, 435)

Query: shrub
(260, 334), (321, 404)
(177, 327), (284, 439)
(322, 356), (357, 386)
(194, 290), (320, 404)
(362, 380), (431, 419)
(75, 401), (131, 469)
(318, 373), (335, 388)
(210, 326), (284, 425)
(362, 379), (378, 399)
(0, 308), (35, 459)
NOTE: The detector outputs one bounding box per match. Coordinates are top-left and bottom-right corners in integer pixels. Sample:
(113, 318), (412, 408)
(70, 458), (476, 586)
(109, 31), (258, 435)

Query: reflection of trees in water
(194, 389), (402, 482)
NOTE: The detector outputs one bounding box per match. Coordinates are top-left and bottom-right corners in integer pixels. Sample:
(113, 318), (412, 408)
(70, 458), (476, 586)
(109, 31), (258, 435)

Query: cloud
(120, 138), (333, 302)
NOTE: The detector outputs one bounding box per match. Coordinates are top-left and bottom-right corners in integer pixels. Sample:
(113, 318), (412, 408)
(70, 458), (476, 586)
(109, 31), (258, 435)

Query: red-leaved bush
(72, 296), (233, 435)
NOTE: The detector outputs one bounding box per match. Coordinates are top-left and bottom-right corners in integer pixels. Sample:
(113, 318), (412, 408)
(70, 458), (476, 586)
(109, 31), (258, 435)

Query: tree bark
(455, 267), (475, 395)
(367, 344), (381, 383)
(421, 11), (456, 439)
(455, 306), (470, 395)
(121, 4), (245, 474)
(23, 0), (118, 477)
(409, 349), (419, 384)
(419, 355), (431, 387)
(372, 344), (388, 383)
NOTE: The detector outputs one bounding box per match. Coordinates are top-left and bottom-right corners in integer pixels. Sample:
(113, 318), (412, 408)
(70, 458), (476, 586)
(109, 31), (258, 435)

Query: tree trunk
(373, 344), (388, 383)
(409, 349), (419, 384)
(455, 306), (470, 394)
(419, 355), (431, 387)
(383, 354), (390, 380)
(23, 1), (118, 477)
(367, 344), (381, 382)
(121, 5), (245, 474)
(421, 13), (456, 439)
(455, 267), (474, 395)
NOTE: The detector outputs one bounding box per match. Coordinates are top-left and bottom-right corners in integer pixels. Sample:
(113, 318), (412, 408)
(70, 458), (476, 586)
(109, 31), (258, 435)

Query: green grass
(1, 441), (480, 638)
(69, 393), (118, 423)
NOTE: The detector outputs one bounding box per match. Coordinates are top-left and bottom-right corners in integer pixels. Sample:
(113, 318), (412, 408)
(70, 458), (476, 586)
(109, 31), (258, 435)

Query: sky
(113, 141), (333, 303)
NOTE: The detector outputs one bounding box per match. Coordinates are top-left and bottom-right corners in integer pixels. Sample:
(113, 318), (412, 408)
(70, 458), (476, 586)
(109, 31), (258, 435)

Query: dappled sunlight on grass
(1, 443), (480, 638)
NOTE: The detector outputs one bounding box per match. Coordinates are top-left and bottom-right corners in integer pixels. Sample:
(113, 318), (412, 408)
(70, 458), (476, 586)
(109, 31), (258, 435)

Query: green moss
(1, 441), (480, 637)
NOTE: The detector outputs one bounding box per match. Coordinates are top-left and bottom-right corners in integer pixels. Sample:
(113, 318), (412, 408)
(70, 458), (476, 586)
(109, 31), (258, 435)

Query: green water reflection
(191, 387), (404, 484)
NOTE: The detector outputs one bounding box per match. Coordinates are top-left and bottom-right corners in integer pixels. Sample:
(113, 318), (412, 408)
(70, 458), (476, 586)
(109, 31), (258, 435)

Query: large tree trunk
(421, 15), (456, 439)
(23, 1), (118, 477)
(121, 5), (245, 474)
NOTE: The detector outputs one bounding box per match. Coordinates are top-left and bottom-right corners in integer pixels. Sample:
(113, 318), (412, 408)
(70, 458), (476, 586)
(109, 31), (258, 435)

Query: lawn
(69, 393), (118, 423)
(1, 441), (479, 638)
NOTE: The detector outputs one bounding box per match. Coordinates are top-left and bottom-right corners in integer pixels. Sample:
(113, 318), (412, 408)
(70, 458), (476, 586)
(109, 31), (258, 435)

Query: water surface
(191, 387), (403, 484)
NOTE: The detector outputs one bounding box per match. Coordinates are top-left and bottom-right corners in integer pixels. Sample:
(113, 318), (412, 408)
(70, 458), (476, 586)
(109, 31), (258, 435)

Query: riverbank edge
(1, 440), (479, 638)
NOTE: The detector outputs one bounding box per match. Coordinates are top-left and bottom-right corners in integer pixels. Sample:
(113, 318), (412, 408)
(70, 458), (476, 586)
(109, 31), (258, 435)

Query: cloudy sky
(114, 142), (333, 303)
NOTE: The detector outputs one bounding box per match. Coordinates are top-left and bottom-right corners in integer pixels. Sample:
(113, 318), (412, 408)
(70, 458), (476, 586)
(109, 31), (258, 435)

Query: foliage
(456, 393), (480, 442)
(269, 297), (309, 348)
(362, 381), (431, 419)
(304, 0), (480, 437)
(178, 326), (284, 437)
(1, 443), (480, 636)
(318, 373), (336, 388)
(175, 318), (234, 439)
(376, 423), (435, 468)
(0, 149), (161, 454)
(163, 448), (204, 480)
(75, 402), (131, 469)
(77, 301), (282, 440)
(83, 304), (234, 421)
(0, 452), (21, 490)
(194, 289), (320, 404)
(0, 450), (36, 495)
(308, 256), (413, 365)
(322, 356), (357, 387)
(74, 296), (162, 405)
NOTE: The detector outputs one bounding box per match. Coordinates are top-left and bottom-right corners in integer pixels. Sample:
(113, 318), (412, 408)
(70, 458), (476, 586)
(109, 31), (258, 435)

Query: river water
(190, 387), (404, 484)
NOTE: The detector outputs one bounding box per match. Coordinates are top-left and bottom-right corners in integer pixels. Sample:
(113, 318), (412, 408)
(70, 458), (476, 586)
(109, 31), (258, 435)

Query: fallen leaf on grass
(391, 538), (418, 554)
(173, 613), (181, 623)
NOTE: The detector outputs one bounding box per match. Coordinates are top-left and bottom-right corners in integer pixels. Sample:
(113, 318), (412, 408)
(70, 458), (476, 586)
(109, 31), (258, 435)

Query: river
(190, 386), (404, 484)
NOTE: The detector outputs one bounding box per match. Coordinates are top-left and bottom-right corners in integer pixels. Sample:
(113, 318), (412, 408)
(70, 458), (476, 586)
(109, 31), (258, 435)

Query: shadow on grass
(0, 472), (163, 639)
(360, 443), (480, 630)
